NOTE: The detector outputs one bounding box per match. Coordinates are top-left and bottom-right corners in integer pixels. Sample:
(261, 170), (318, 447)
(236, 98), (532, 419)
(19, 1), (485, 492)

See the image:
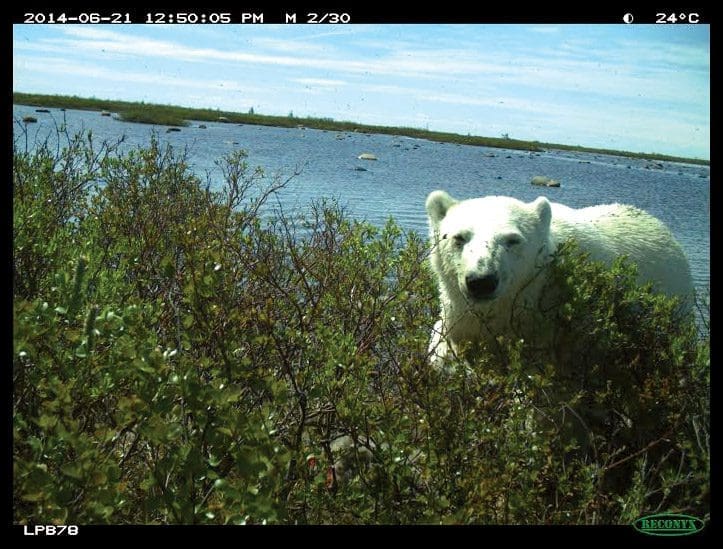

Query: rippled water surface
(14, 105), (710, 295)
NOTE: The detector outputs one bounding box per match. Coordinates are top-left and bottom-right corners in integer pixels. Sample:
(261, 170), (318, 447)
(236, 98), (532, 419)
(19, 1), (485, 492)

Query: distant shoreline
(13, 92), (709, 166)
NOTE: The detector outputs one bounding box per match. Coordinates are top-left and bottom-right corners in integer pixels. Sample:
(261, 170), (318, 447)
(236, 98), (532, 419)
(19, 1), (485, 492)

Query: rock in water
(531, 175), (560, 187)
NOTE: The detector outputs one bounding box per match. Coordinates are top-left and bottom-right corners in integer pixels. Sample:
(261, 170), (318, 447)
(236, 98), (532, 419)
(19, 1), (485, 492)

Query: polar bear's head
(426, 191), (552, 304)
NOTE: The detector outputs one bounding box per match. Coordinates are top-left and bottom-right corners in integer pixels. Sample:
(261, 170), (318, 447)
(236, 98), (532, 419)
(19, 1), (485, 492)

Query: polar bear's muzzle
(464, 273), (499, 300)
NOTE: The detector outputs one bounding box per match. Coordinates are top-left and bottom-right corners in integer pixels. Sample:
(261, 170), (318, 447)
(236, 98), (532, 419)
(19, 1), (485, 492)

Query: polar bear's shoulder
(549, 202), (665, 243)
(550, 202), (645, 224)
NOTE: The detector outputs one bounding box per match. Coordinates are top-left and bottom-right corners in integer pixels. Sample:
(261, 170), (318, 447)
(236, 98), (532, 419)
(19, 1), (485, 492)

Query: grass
(118, 108), (189, 127)
(13, 91), (710, 165)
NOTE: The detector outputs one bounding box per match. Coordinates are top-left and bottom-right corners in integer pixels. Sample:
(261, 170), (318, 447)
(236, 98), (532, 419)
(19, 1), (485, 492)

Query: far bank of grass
(13, 91), (709, 166)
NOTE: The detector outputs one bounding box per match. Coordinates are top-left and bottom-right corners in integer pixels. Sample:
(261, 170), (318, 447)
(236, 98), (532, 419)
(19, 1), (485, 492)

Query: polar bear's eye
(453, 234), (468, 246)
(503, 234), (523, 247)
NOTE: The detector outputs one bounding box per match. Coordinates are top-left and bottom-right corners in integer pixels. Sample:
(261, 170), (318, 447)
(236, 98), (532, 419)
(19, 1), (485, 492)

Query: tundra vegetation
(13, 126), (709, 525)
(14, 92), (710, 165)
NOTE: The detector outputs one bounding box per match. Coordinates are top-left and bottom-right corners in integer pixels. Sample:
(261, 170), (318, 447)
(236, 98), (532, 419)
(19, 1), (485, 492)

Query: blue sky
(13, 24), (709, 159)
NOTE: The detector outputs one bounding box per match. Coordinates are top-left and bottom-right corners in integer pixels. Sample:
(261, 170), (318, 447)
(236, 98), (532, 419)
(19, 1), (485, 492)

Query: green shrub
(13, 130), (709, 525)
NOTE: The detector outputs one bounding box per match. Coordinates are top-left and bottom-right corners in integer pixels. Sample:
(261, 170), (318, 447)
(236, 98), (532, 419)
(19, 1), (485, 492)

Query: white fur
(426, 191), (694, 366)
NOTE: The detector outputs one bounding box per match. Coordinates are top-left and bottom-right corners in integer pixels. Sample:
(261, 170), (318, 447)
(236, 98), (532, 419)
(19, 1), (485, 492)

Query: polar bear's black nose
(466, 274), (499, 299)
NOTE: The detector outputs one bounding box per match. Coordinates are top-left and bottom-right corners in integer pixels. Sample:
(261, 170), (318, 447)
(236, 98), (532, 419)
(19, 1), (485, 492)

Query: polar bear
(426, 191), (694, 366)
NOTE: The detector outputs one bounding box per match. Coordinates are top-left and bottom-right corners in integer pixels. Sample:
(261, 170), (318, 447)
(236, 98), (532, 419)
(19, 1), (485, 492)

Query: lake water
(13, 105), (710, 296)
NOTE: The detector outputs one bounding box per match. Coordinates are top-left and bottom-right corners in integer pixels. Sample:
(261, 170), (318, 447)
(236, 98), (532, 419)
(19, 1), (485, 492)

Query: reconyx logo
(633, 513), (705, 536)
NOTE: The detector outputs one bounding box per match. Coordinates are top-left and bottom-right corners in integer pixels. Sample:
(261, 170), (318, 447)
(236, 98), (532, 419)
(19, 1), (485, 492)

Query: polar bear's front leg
(429, 319), (451, 370)
(429, 319), (475, 378)
(428, 319), (447, 364)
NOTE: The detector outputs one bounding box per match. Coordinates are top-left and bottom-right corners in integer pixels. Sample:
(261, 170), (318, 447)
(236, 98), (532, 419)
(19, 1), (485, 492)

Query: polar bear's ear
(426, 191), (458, 226)
(531, 196), (552, 230)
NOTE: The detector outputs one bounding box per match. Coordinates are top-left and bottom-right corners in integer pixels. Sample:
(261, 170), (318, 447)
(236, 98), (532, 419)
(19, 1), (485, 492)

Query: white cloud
(13, 55), (264, 95)
(292, 78), (347, 87)
(15, 27), (709, 110)
(250, 37), (327, 55)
